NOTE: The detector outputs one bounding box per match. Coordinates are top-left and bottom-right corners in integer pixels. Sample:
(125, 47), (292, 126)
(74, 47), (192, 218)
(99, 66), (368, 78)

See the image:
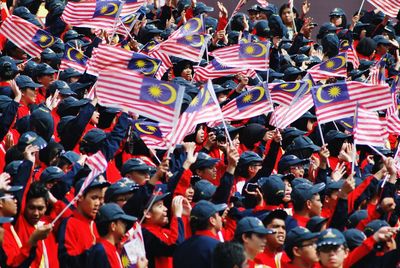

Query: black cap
(18, 131), (47, 150)
(193, 179), (216, 202)
(286, 136), (320, 152)
(261, 209), (288, 225)
(278, 154), (309, 173)
(57, 96), (91, 117)
(96, 203), (137, 224)
(40, 166), (64, 182)
(291, 182), (325, 204)
(190, 200), (227, 223)
(191, 152), (219, 170)
(317, 228), (346, 247)
(121, 158), (151, 176)
(15, 75), (42, 89)
(324, 130), (351, 144)
(329, 8), (345, 17)
(64, 29), (84, 43)
(235, 217), (274, 236)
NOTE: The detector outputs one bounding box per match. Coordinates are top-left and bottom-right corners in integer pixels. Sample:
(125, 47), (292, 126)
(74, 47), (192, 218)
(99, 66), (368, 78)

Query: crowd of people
(0, 0), (398, 267)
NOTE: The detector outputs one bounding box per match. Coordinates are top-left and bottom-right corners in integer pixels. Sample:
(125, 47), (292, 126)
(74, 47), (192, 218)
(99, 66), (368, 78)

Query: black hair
(212, 242), (246, 268)
(96, 220), (112, 237)
(26, 182), (49, 203)
(190, 215), (213, 233)
(279, 4), (299, 19)
(233, 231), (254, 244)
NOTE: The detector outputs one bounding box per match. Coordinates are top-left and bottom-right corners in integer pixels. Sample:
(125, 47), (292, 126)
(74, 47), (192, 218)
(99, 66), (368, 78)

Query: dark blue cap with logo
(191, 152), (219, 170)
(235, 216), (274, 236)
(286, 136), (321, 152)
(238, 151), (263, 168)
(40, 166), (64, 182)
(190, 200), (227, 223)
(259, 175), (285, 203)
(285, 227), (320, 253)
(364, 219), (389, 237)
(347, 210), (367, 229)
(105, 179), (138, 203)
(34, 63), (57, 77)
(59, 68), (82, 81)
(18, 131), (47, 150)
(343, 229), (366, 250)
(15, 75), (42, 89)
(317, 228), (346, 247)
(96, 203), (137, 223)
(278, 154), (309, 173)
(121, 158), (151, 176)
(193, 179), (216, 202)
(291, 182), (325, 204)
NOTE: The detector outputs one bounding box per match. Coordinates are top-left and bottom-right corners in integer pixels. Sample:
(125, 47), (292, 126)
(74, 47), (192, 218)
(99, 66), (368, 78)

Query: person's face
(318, 245), (348, 268)
(308, 194), (322, 216)
(232, 133), (240, 149)
(146, 200), (168, 226)
(283, 180), (292, 202)
(37, 74), (55, 88)
(248, 163), (262, 178)
(22, 88), (38, 104)
(281, 8), (293, 25)
(181, 66), (192, 81)
(91, 110), (100, 125)
(248, 11), (259, 21)
(24, 197), (47, 226)
(78, 188), (102, 220)
(68, 76), (80, 83)
(330, 15), (342, 27)
(210, 212), (223, 231)
(307, 119), (315, 132)
(185, 185), (194, 203)
(114, 219), (128, 241)
(295, 239), (319, 264)
(127, 170), (150, 185)
(196, 126), (205, 144)
(0, 194), (18, 217)
(266, 218), (286, 248)
(290, 165), (305, 178)
(243, 233), (267, 257)
(217, 92), (228, 103)
(114, 193), (133, 208)
(196, 165), (217, 180)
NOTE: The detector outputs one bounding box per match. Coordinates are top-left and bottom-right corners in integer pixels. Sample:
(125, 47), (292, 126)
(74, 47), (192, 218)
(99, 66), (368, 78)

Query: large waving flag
(131, 120), (172, 150)
(368, 57), (386, 85)
(96, 69), (184, 125)
(169, 16), (206, 40)
(353, 105), (387, 147)
(311, 81), (391, 124)
(148, 50), (173, 80)
(62, 0), (122, 30)
(0, 15), (56, 57)
(60, 44), (89, 73)
(193, 59), (256, 82)
(367, 0), (400, 18)
(308, 52), (347, 81)
(210, 42), (270, 71)
(86, 44), (161, 77)
(221, 82), (273, 121)
(340, 40), (359, 69)
(120, 0), (146, 16)
(269, 80), (312, 106)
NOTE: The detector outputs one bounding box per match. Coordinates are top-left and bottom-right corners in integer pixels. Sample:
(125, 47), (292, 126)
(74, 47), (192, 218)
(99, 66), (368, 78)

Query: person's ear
(293, 246), (302, 257)
(343, 247), (349, 258)
(306, 199), (312, 210)
(110, 222), (117, 232)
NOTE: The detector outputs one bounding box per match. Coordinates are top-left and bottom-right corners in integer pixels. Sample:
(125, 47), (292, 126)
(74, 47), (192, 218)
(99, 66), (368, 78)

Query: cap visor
(32, 137), (47, 150)
(7, 185), (23, 192)
(120, 214), (137, 222)
(311, 183), (326, 194)
(213, 203), (228, 212)
(0, 217), (13, 224)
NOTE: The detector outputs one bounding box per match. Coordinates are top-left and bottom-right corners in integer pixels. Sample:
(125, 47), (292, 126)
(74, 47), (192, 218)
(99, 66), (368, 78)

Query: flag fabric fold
(366, 0), (400, 18)
(308, 52), (347, 81)
(193, 59), (256, 82)
(60, 44), (89, 73)
(131, 120), (172, 149)
(353, 105), (387, 147)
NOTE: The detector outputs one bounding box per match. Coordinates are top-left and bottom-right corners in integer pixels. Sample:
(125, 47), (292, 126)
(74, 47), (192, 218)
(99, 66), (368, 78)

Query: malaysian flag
(148, 50), (173, 80)
(78, 151), (108, 195)
(232, 0), (247, 17)
(336, 117), (354, 133)
(340, 40), (359, 69)
(60, 44), (88, 73)
(120, 0), (145, 17)
(209, 42), (270, 71)
(386, 76), (400, 135)
(353, 105), (387, 147)
(221, 82), (273, 122)
(308, 52), (347, 81)
(169, 16), (206, 40)
(367, 0), (400, 18)
(154, 34), (208, 62)
(166, 81), (221, 146)
(62, 0), (123, 30)
(257, 0), (269, 7)
(113, 13), (138, 36)
(311, 81), (391, 124)
(368, 57), (386, 85)
(131, 120), (172, 149)
(86, 44), (161, 77)
(193, 59), (256, 82)
(269, 80), (311, 106)
(96, 69), (184, 125)
(0, 15), (56, 57)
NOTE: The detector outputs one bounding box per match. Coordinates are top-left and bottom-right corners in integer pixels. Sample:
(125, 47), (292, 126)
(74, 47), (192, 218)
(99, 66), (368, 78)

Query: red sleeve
(344, 236), (375, 268)
(173, 169), (192, 197)
(216, 16), (228, 32)
(221, 216), (237, 241)
(355, 203), (381, 230)
(347, 175), (375, 213)
(3, 226), (33, 267)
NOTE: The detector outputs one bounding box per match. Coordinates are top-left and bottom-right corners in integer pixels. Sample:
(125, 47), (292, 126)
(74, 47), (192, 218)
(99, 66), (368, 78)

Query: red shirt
(292, 213), (310, 227)
(97, 238), (123, 268)
(256, 249), (291, 268)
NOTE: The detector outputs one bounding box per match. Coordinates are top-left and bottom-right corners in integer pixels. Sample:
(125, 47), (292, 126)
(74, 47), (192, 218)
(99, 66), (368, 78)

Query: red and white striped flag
(353, 105), (387, 147)
(131, 120), (172, 150)
(60, 44), (88, 73)
(368, 57), (386, 85)
(62, 0), (122, 30)
(311, 81), (392, 124)
(269, 80), (311, 106)
(308, 52), (347, 82)
(96, 69), (184, 125)
(148, 50), (173, 80)
(232, 0), (247, 17)
(193, 59), (256, 82)
(340, 40), (359, 69)
(386, 111), (400, 135)
(367, 0), (400, 18)
(78, 151), (108, 195)
(0, 15), (56, 57)
(120, 0), (146, 17)
(257, 0), (269, 8)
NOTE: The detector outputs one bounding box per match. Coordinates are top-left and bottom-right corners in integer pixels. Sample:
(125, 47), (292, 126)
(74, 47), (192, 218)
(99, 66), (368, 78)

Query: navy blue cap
(364, 219), (389, 237)
(0, 95), (13, 112)
(329, 8), (345, 16)
(0, 184), (23, 195)
(254, 20), (270, 37)
(259, 175), (285, 202)
(4, 160), (23, 177)
(41, 48), (58, 60)
(63, 30), (84, 43)
(121, 158), (151, 176)
(248, 4), (260, 12)
(286, 136), (320, 152)
(40, 166), (64, 182)
(278, 154), (309, 173)
(285, 227), (320, 252)
(75, 176), (110, 195)
(373, 35), (391, 45)
(96, 203), (137, 223)
(347, 210), (367, 229)
(238, 151), (263, 168)
(282, 127), (307, 140)
(15, 75), (42, 89)
(191, 152), (219, 170)
(57, 96), (91, 117)
(143, 24), (163, 34)
(291, 178), (312, 187)
(317, 228), (346, 247)
(325, 179), (344, 191)
(59, 68), (82, 81)
(325, 130), (350, 144)
(18, 131), (47, 149)
(34, 63), (56, 77)
(69, 82), (92, 93)
(235, 217), (274, 236)
(105, 179), (138, 203)
(194, 2), (214, 16)
(283, 67), (306, 80)
(221, 80), (237, 90)
(56, 115), (75, 136)
(213, 84), (229, 94)
(291, 182), (325, 204)
(343, 229), (366, 250)
(261, 209), (288, 225)
(193, 180), (216, 202)
(48, 80), (76, 96)
(190, 200), (227, 222)
(306, 216), (329, 233)
(317, 23), (339, 39)
(81, 128), (107, 145)
(59, 150), (80, 164)
(23, 61), (38, 77)
(300, 111), (317, 120)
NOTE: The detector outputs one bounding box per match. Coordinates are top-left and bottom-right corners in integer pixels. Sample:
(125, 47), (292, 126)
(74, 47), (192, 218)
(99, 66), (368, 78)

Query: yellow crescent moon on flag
(39, 34), (55, 48)
(158, 83), (177, 105)
(187, 35), (205, 47)
(304, 80), (313, 94)
(280, 82), (300, 92)
(124, 14), (136, 24)
(134, 123), (154, 135)
(66, 47), (75, 61)
(202, 90), (211, 106)
(184, 18), (202, 33)
(250, 86), (265, 103)
(103, 3), (119, 16)
(141, 59), (159, 76)
(247, 43), (267, 57)
(337, 55), (346, 68)
(316, 86), (334, 104)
